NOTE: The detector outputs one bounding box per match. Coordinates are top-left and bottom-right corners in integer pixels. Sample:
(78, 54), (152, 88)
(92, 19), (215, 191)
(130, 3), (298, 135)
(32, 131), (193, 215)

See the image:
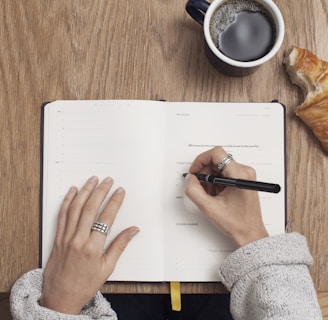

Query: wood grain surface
(0, 0), (327, 316)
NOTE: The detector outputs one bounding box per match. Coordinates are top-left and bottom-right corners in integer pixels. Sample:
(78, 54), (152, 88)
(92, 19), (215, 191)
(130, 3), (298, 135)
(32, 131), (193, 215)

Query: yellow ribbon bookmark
(170, 282), (181, 311)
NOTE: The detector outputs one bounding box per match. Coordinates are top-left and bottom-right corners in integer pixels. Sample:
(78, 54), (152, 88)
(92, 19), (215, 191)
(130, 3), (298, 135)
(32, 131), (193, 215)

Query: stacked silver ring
(91, 221), (110, 236)
(217, 153), (234, 172)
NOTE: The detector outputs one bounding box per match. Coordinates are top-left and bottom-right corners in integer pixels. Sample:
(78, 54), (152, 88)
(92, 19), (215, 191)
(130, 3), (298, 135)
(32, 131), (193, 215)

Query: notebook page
(163, 102), (285, 281)
(42, 100), (166, 281)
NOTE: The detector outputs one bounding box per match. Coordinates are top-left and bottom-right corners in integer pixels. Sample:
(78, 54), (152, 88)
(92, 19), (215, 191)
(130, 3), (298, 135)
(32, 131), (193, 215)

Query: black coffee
(209, 0), (276, 62)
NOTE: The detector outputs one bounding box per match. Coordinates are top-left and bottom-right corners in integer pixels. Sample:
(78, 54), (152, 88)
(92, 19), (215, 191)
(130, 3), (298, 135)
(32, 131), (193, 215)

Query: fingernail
(68, 186), (77, 193)
(88, 176), (98, 183)
(129, 228), (140, 239)
(115, 187), (125, 194)
(103, 176), (113, 183)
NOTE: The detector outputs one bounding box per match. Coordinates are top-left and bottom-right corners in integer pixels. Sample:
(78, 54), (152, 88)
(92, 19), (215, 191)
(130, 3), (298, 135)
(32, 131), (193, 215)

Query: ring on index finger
(217, 153), (234, 172)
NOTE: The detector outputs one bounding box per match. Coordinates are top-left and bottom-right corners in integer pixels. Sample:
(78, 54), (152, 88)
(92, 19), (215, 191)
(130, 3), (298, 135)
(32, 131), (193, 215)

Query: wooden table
(0, 0), (327, 317)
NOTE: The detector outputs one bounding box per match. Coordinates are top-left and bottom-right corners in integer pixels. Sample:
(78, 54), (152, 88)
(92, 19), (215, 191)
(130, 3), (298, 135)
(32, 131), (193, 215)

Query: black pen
(182, 173), (281, 194)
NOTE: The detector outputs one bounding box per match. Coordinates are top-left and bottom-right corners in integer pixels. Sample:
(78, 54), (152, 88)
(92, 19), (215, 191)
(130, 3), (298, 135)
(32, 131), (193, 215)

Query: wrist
(39, 293), (82, 315)
(233, 228), (269, 248)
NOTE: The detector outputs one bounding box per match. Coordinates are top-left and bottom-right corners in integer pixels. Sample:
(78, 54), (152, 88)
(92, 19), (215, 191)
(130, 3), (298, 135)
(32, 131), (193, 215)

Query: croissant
(284, 46), (328, 153)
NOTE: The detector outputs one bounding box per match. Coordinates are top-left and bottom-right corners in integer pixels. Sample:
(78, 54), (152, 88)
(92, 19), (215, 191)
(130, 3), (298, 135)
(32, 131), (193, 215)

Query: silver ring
(91, 221), (110, 236)
(217, 154), (234, 172)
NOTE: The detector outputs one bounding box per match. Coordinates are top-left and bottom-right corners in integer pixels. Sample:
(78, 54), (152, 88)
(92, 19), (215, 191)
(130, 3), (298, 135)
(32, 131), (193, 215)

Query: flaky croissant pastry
(284, 46), (328, 153)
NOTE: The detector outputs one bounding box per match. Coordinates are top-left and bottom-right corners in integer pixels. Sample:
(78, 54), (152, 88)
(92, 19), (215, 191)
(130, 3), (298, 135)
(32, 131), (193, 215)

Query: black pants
(106, 294), (233, 320)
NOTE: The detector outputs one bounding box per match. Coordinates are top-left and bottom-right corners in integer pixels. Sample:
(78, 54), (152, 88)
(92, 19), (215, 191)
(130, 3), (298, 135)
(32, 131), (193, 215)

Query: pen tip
(182, 173), (188, 178)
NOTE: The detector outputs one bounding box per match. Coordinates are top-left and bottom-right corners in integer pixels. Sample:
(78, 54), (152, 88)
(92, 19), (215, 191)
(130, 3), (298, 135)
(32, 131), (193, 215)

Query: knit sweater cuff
(218, 232), (314, 291)
(10, 268), (117, 319)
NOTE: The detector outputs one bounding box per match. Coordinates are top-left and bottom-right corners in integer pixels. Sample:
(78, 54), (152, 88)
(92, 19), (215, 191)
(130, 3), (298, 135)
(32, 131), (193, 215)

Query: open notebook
(41, 100), (286, 282)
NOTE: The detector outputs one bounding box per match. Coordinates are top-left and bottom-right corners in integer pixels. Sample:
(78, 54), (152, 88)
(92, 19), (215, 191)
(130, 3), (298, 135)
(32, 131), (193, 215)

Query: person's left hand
(39, 176), (139, 315)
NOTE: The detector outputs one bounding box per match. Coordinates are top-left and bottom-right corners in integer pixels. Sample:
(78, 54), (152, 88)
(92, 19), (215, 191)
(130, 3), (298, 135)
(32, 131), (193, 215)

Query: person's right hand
(184, 147), (269, 247)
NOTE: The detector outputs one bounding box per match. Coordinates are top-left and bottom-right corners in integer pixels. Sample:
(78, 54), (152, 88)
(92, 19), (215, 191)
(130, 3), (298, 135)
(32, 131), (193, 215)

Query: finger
(90, 187), (125, 243)
(64, 176), (98, 241)
(102, 226), (140, 275)
(55, 186), (78, 245)
(204, 147), (255, 180)
(189, 147), (248, 180)
(189, 146), (228, 174)
(184, 174), (217, 214)
(77, 177), (114, 236)
(222, 161), (257, 180)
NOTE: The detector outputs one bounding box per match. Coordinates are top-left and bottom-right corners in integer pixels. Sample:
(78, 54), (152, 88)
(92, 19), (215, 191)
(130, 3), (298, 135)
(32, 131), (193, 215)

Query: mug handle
(186, 0), (210, 25)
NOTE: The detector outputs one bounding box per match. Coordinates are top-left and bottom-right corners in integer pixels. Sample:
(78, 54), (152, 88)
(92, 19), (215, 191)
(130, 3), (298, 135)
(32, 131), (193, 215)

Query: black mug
(185, 0), (285, 77)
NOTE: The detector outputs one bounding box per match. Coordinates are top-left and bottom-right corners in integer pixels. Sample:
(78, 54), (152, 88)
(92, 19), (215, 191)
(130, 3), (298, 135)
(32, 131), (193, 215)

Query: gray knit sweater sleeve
(218, 232), (322, 319)
(10, 269), (117, 320)
(10, 233), (322, 319)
